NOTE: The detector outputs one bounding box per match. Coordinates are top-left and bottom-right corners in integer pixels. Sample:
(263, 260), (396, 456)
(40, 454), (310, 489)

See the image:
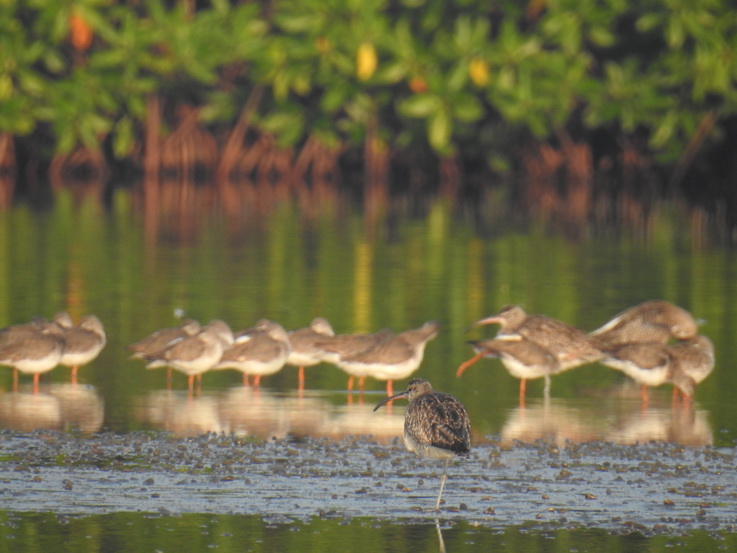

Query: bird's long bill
(373, 390), (409, 412)
(468, 315), (503, 328)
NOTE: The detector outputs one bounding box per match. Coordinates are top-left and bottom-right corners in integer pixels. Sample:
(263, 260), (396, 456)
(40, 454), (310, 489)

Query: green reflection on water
(0, 189), (736, 444)
(0, 512), (734, 553)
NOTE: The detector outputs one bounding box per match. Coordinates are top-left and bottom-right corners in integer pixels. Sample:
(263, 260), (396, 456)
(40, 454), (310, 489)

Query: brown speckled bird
(374, 378), (471, 510)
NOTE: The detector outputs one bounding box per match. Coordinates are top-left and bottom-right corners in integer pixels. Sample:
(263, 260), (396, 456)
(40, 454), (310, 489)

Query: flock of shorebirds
(0, 312), (106, 393)
(458, 300), (714, 405)
(0, 299), (716, 510)
(0, 300), (714, 404)
(127, 318), (440, 396)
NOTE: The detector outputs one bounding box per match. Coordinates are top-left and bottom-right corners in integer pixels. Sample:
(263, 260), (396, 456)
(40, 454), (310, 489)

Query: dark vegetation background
(1, 0), (736, 228)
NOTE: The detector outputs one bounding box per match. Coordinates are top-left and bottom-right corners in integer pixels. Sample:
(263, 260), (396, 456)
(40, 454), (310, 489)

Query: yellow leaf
(356, 42), (377, 81)
(469, 57), (490, 87)
(315, 36), (331, 54)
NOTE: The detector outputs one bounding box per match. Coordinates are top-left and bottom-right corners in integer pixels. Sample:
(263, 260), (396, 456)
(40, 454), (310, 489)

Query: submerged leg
(519, 378), (527, 401)
(435, 458), (451, 511)
(543, 375), (551, 398)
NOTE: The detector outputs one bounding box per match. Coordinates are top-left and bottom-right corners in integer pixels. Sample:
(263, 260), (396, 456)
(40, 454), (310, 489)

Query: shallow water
(2, 429), (737, 527)
(2, 512), (734, 553)
(1, 428), (737, 552)
(2, 184), (737, 551)
(1, 189), (736, 446)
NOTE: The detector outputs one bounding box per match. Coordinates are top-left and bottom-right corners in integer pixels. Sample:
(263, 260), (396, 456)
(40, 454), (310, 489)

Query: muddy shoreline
(1, 429), (736, 535)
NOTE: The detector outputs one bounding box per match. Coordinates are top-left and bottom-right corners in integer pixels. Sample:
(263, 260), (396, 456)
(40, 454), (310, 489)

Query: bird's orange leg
(519, 378), (527, 408)
(456, 352), (485, 377)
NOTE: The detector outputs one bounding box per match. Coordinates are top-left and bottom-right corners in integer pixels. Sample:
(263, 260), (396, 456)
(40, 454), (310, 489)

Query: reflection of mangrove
(499, 393), (712, 447)
(8, 109), (715, 241)
(0, 383), (104, 433)
(135, 388), (404, 440)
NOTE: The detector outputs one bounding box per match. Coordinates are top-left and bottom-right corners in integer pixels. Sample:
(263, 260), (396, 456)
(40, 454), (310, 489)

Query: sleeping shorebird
(0, 320), (66, 393)
(143, 322), (232, 394)
(128, 318), (202, 382)
(666, 335), (715, 402)
(52, 312), (106, 381)
(600, 334), (714, 404)
(315, 329), (395, 393)
(336, 322), (439, 396)
(590, 300), (699, 348)
(215, 319), (291, 387)
(285, 317), (334, 390)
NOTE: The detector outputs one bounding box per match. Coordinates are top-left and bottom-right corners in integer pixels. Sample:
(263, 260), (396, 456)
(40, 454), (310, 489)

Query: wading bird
(374, 378), (471, 510)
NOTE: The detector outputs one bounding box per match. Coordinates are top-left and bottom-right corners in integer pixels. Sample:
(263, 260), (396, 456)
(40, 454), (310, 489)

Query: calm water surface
(1, 513), (735, 553)
(1, 183), (737, 551)
(1, 187), (735, 444)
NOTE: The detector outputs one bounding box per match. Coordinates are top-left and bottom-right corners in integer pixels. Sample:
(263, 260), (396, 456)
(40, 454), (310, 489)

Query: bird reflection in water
(135, 387), (405, 440)
(500, 390), (712, 447)
(607, 399), (712, 446)
(435, 518), (447, 553)
(500, 398), (601, 446)
(136, 390), (223, 436)
(218, 386), (325, 439)
(0, 383), (104, 432)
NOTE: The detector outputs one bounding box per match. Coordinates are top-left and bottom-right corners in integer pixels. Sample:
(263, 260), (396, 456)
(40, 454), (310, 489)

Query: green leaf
(398, 93), (441, 118)
(428, 107), (451, 151)
(454, 95), (482, 123)
(113, 116), (135, 158)
(650, 110), (678, 149)
(588, 26), (615, 47)
(636, 13), (662, 32)
(260, 110), (304, 145)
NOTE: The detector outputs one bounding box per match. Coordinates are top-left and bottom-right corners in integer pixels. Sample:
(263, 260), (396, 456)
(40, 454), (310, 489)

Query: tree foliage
(1, 0), (736, 165)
